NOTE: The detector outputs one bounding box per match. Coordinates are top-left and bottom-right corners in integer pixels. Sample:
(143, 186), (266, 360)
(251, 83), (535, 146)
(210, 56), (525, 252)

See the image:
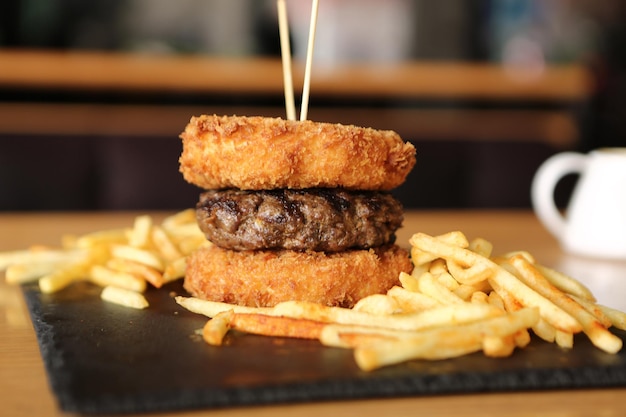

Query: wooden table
(1, 210), (625, 417)
(0, 50), (589, 100)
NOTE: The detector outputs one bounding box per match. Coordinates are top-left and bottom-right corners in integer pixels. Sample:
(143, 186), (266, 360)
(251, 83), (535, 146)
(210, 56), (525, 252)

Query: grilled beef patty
(196, 189), (404, 252)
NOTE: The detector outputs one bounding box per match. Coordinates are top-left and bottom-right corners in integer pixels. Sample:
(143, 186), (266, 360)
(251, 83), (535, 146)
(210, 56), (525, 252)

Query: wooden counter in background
(0, 49), (589, 147)
(0, 49), (590, 100)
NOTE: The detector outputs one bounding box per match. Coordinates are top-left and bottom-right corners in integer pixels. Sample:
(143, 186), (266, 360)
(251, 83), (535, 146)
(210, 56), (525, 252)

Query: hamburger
(179, 114), (416, 308)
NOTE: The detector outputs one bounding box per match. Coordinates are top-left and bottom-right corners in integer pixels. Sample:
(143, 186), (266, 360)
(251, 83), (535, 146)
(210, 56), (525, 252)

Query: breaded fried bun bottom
(179, 115), (416, 191)
(184, 244), (412, 308)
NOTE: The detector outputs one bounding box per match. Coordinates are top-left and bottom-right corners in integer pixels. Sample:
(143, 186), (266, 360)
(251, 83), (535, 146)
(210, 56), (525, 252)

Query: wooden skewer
(277, 0), (296, 121)
(299, 0), (319, 121)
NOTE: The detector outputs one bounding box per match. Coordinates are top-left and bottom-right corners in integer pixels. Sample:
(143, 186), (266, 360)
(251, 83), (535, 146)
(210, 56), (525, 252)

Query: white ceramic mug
(531, 148), (626, 259)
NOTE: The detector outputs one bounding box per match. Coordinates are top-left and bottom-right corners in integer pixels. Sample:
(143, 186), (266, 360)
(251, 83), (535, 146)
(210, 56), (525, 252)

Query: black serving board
(22, 280), (626, 415)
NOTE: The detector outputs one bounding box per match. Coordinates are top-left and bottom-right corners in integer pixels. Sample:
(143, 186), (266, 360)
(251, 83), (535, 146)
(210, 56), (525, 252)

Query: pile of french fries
(0, 209), (206, 309)
(175, 231), (626, 371)
(2, 213), (625, 372)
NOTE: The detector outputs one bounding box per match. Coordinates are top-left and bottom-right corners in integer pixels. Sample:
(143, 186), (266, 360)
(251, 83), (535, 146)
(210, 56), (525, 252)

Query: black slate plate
(22, 280), (626, 415)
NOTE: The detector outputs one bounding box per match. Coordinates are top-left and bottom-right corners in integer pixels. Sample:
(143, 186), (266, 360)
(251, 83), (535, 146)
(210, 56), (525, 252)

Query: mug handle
(530, 152), (587, 239)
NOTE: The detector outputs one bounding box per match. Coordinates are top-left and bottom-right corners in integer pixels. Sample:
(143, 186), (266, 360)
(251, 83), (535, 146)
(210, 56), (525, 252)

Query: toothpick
(277, 0), (296, 121)
(300, 0), (319, 121)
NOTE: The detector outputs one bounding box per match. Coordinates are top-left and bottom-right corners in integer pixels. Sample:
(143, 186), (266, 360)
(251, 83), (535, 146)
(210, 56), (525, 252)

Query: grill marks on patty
(196, 189), (404, 252)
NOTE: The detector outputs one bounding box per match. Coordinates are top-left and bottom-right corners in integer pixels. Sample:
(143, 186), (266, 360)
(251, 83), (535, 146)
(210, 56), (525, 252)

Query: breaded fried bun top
(179, 115), (416, 191)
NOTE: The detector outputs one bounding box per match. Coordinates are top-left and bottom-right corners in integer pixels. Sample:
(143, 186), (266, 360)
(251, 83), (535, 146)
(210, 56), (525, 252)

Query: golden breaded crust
(179, 115), (416, 191)
(183, 244), (412, 308)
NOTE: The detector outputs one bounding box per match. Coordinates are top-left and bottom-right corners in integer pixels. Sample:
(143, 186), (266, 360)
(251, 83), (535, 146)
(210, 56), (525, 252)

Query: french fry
(0, 248), (86, 271)
(488, 290), (505, 310)
(100, 285), (149, 309)
(399, 271), (420, 292)
(353, 294), (401, 315)
(175, 296), (274, 317)
(555, 329), (574, 349)
(38, 246), (109, 293)
(482, 335), (516, 358)
(39, 261), (90, 294)
(165, 223), (205, 241)
(434, 269), (460, 291)
(351, 308), (539, 371)
(273, 300), (504, 332)
(497, 287), (524, 313)
(532, 318), (556, 343)
(446, 259), (492, 285)
(161, 208), (196, 232)
(5, 261), (68, 284)
(128, 215), (153, 248)
(428, 258), (448, 275)
(151, 225), (182, 263)
(488, 266), (582, 334)
(497, 250), (536, 264)
(412, 233), (495, 286)
(89, 265), (147, 293)
(410, 231), (469, 266)
(176, 235), (209, 255)
(455, 282), (491, 301)
(568, 294), (612, 328)
(320, 324), (409, 348)
(355, 335), (482, 371)
(107, 258), (164, 289)
(322, 316), (528, 354)
(453, 284), (479, 301)
(597, 304), (626, 331)
(386, 286), (441, 312)
(417, 272), (464, 305)
(162, 257), (187, 283)
(111, 245), (164, 271)
(410, 261), (430, 279)
(470, 291), (489, 305)
(202, 311), (234, 346)
(410, 232), (477, 268)
(493, 289), (532, 347)
(322, 322), (472, 350)
(535, 264), (596, 302)
(437, 231), (470, 248)
(272, 300), (369, 324)
(75, 229), (128, 249)
(230, 313), (325, 339)
(513, 328), (532, 348)
(508, 255), (622, 354)
(161, 210), (205, 255)
(468, 237), (493, 258)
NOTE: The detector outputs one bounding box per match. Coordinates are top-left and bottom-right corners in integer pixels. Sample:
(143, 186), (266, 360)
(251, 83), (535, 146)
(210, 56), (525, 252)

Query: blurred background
(0, 0), (624, 211)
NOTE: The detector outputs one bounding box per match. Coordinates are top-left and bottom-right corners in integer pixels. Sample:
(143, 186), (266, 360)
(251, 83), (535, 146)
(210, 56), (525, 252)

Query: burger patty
(196, 189), (404, 252)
